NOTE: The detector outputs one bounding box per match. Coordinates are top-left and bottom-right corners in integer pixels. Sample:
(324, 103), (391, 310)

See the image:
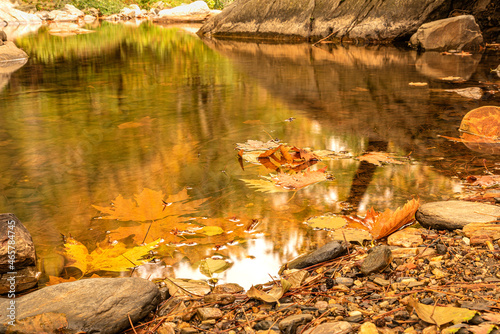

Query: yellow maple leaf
(63, 237), (161, 275)
(92, 188), (202, 222)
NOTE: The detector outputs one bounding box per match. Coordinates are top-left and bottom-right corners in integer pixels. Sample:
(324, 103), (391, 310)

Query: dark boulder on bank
(198, 0), (499, 43)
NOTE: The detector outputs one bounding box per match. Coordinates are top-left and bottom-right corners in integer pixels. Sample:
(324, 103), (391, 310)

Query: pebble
(302, 321), (352, 334)
(204, 293), (236, 305)
(196, 307), (222, 321)
(314, 300), (328, 310)
(278, 314), (313, 333)
(180, 328), (199, 334)
(373, 277), (390, 287)
(360, 246), (392, 275)
(212, 283), (244, 294)
(387, 228), (423, 248)
(359, 322), (379, 334)
(335, 277), (354, 287)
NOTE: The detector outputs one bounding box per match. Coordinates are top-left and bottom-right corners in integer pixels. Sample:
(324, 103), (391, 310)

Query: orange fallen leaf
(347, 198), (420, 239)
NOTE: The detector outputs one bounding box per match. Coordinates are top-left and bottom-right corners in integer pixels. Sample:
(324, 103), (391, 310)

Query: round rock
(416, 201), (500, 230)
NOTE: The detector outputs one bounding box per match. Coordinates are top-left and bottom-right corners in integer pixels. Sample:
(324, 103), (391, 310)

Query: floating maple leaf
(272, 167), (330, 190)
(357, 151), (404, 166)
(63, 236), (161, 275)
(93, 188), (202, 222)
(346, 198), (420, 239)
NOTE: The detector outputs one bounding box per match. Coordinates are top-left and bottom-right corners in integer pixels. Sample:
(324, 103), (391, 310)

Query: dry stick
(142, 218), (156, 244)
(372, 306), (405, 320)
(128, 314), (138, 334)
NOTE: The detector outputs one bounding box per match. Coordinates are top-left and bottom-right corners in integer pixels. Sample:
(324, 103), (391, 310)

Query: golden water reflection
(1, 22), (497, 289)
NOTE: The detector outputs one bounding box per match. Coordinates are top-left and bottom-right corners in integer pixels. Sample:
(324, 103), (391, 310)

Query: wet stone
(302, 321), (353, 334)
(387, 228), (423, 248)
(254, 320), (273, 331)
(283, 241), (347, 272)
(314, 301), (328, 310)
(204, 293), (236, 305)
(373, 277), (390, 287)
(181, 328), (199, 334)
(416, 201), (500, 230)
(359, 322), (379, 334)
(212, 283), (244, 294)
(335, 277), (354, 287)
(196, 307), (222, 321)
(360, 246), (392, 275)
(279, 314), (313, 333)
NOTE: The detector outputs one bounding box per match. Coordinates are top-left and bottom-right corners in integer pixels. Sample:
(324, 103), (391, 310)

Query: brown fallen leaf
(247, 279), (291, 303)
(357, 151), (404, 166)
(346, 198), (420, 239)
(408, 297), (477, 326)
(466, 175), (500, 187)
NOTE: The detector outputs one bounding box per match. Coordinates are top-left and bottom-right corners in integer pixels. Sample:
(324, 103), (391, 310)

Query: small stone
(463, 222), (500, 241)
(387, 228), (423, 248)
(181, 328), (199, 334)
(432, 268), (447, 279)
(420, 298), (434, 305)
(303, 321), (352, 334)
(373, 277), (390, 287)
(254, 320), (273, 331)
(212, 283), (244, 294)
(359, 322), (379, 334)
(436, 244), (447, 255)
(197, 307), (223, 321)
(314, 301), (328, 310)
(278, 314), (313, 332)
(335, 277), (354, 287)
(204, 293), (236, 305)
(158, 323), (175, 334)
(360, 246), (392, 275)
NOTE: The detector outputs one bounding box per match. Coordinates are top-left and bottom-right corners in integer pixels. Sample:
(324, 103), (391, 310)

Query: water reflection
(0, 22), (498, 289)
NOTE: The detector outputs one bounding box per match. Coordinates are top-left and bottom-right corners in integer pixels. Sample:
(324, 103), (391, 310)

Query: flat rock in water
(281, 241), (347, 273)
(0, 277), (160, 334)
(0, 41), (28, 63)
(416, 201), (500, 230)
(360, 246), (392, 276)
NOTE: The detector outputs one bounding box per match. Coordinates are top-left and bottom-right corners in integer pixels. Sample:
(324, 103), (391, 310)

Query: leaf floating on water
(247, 279), (291, 303)
(445, 87), (483, 100)
(198, 226), (224, 236)
(328, 228), (372, 244)
(408, 297), (477, 326)
(236, 140), (280, 151)
(347, 198), (420, 240)
(199, 258), (231, 277)
(312, 150), (352, 160)
(306, 215), (348, 230)
(63, 237), (161, 275)
(357, 152), (404, 166)
(240, 178), (292, 193)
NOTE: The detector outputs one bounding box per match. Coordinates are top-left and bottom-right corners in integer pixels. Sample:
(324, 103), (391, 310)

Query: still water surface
(1, 22), (499, 289)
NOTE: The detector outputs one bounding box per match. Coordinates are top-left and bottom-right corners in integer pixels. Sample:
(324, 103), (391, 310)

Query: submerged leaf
(63, 237), (161, 275)
(328, 228), (372, 244)
(306, 215), (348, 230)
(199, 226), (224, 236)
(199, 258), (231, 277)
(408, 297), (477, 326)
(240, 178), (292, 193)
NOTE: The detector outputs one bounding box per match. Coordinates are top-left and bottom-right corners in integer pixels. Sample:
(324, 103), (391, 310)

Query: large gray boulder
(0, 277), (161, 334)
(198, 0), (496, 42)
(410, 15), (483, 51)
(0, 41), (28, 63)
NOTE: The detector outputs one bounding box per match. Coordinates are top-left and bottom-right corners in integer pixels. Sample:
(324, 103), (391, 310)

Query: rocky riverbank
(1, 200), (500, 333)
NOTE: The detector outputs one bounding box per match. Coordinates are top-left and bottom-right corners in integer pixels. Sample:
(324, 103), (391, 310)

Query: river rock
(0, 214), (38, 294)
(280, 241), (347, 273)
(416, 201), (500, 230)
(463, 222), (500, 241)
(410, 15), (483, 51)
(198, 0), (496, 43)
(0, 1), (42, 25)
(0, 277), (161, 333)
(303, 321), (352, 334)
(158, 1), (210, 17)
(279, 314), (313, 333)
(0, 40), (28, 63)
(360, 246), (392, 276)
